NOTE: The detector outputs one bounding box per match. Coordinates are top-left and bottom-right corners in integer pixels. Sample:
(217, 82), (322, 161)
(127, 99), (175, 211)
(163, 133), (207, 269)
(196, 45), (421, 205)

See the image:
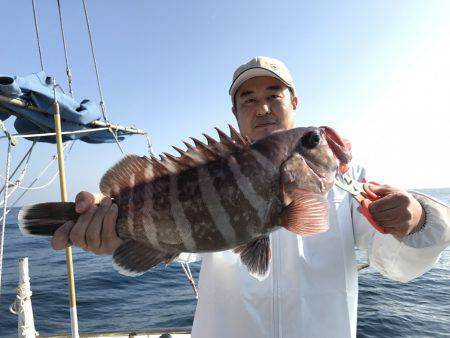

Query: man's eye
(269, 94), (281, 99)
(245, 98), (256, 104)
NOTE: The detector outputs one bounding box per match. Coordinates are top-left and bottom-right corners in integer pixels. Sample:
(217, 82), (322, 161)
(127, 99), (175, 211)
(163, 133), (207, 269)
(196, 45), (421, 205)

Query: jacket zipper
(273, 231), (281, 338)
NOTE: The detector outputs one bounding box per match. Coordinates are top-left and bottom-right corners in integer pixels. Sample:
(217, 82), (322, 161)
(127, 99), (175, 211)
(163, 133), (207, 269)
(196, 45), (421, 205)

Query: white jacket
(179, 165), (450, 338)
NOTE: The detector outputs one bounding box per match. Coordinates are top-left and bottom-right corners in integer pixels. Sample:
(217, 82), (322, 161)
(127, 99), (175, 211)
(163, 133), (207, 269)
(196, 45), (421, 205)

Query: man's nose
(256, 104), (271, 116)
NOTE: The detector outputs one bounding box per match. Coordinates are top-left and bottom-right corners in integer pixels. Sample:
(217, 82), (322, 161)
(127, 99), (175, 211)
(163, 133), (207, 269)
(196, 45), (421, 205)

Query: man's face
(232, 76), (298, 142)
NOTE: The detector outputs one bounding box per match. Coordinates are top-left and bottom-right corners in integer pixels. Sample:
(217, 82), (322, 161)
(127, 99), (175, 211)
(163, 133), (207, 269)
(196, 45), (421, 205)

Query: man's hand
(367, 185), (426, 238)
(51, 191), (123, 254)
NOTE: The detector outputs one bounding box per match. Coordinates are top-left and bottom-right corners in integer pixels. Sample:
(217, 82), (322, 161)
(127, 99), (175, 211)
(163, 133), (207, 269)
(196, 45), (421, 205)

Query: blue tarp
(0, 71), (128, 143)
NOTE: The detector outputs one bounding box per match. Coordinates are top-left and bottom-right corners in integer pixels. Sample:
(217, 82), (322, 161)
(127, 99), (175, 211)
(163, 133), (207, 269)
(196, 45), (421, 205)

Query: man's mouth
(254, 121), (278, 128)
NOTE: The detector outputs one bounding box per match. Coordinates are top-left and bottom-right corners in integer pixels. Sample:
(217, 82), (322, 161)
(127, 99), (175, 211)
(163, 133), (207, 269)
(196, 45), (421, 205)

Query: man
(51, 56), (449, 338)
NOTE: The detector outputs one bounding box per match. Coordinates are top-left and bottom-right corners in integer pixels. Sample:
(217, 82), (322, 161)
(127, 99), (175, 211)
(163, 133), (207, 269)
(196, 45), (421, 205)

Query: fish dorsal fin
(99, 126), (250, 197)
(100, 155), (151, 197)
(228, 124), (249, 146)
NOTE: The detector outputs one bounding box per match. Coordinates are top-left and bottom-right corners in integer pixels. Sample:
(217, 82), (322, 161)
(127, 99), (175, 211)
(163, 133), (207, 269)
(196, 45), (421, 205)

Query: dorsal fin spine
(203, 133), (218, 146)
(215, 127), (235, 146)
(190, 137), (216, 159)
(173, 146), (185, 156)
(163, 152), (187, 170)
(228, 123), (247, 145)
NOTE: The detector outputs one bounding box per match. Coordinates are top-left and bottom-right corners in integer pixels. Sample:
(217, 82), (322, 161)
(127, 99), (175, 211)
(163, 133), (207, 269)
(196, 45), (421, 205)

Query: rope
(0, 141), (74, 223)
(12, 141), (75, 204)
(10, 279), (32, 315)
(0, 155), (33, 204)
(0, 141), (36, 197)
(31, 0), (44, 71)
(180, 262), (198, 299)
(145, 133), (156, 157)
(0, 169), (60, 191)
(56, 0), (74, 97)
(81, 0), (107, 121)
(0, 130), (13, 297)
(0, 163), (29, 208)
(9, 275), (40, 336)
(0, 142), (71, 194)
(81, 0), (125, 155)
(107, 126), (125, 154)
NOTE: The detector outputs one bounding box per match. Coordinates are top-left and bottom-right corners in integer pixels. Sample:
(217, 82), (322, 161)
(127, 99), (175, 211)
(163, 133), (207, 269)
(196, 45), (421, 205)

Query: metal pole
(52, 79), (79, 338)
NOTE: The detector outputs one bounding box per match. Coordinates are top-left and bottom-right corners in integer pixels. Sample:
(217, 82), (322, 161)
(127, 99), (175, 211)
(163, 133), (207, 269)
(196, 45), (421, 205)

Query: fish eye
(301, 131), (321, 149)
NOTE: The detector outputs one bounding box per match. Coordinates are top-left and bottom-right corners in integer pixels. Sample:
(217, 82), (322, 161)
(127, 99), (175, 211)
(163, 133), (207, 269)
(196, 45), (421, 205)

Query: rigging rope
(81, 0), (107, 121)
(0, 150), (33, 208)
(9, 141), (75, 210)
(0, 141), (36, 198)
(145, 134), (156, 157)
(0, 141), (73, 223)
(180, 261), (198, 299)
(0, 141), (72, 198)
(31, 0), (44, 71)
(0, 124), (13, 297)
(56, 0), (74, 97)
(80, 0), (125, 155)
(0, 155), (63, 191)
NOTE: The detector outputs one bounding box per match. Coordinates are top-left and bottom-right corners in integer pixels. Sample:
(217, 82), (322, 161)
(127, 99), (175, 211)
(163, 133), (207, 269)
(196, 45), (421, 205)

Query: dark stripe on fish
(148, 176), (184, 250)
(115, 188), (133, 239)
(177, 167), (229, 251)
(232, 150), (277, 206)
(204, 156), (262, 241)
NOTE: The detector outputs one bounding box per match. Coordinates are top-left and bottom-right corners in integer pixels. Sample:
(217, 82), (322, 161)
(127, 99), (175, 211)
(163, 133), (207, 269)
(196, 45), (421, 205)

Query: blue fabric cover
(0, 71), (127, 143)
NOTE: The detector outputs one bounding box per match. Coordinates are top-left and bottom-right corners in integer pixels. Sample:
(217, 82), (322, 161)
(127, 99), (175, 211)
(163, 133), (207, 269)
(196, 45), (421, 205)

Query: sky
(0, 0), (449, 206)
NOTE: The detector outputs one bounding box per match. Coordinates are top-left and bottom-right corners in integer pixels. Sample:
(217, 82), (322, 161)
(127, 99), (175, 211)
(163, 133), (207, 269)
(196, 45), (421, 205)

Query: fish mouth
(303, 157), (327, 179)
(320, 126), (352, 165)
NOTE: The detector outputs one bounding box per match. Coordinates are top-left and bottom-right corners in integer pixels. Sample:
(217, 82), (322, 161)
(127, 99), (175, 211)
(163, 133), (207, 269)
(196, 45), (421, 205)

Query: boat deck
(41, 327), (191, 338)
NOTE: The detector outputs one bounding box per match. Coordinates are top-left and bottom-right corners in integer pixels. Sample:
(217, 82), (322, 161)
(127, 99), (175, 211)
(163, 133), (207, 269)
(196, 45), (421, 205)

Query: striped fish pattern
(18, 125), (351, 277)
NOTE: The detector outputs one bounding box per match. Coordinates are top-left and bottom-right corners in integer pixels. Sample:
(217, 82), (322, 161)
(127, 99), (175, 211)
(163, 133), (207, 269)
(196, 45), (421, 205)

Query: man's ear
(292, 96), (298, 110)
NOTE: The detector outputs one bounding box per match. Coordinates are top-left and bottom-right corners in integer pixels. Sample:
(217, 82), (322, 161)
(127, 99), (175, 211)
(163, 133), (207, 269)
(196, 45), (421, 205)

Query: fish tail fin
(18, 202), (77, 236)
(112, 240), (179, 277)
(281, 191), (329, 236)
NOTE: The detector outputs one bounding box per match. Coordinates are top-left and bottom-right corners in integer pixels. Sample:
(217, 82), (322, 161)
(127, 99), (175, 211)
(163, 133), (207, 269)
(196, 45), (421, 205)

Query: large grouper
(18, 125), (351, 277)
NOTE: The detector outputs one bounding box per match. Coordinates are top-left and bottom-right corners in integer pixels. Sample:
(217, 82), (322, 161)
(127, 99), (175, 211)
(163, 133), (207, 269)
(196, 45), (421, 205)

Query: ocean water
(0, 189), (449, 337)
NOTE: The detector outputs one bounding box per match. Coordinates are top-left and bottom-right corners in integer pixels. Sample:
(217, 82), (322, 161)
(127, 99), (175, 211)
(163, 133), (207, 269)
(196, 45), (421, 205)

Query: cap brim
(229, 68), (291, 97)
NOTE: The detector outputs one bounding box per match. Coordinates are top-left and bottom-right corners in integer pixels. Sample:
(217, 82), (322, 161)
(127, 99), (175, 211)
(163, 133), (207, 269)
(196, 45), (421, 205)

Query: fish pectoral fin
(233, 235), (271, 278)
(112, 240), (179, 277)
(281, 191), (329, 236)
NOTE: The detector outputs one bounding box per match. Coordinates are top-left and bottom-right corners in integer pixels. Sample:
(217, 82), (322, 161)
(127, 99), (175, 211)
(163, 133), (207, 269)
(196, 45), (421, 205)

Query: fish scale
(18, 125), (352, 277)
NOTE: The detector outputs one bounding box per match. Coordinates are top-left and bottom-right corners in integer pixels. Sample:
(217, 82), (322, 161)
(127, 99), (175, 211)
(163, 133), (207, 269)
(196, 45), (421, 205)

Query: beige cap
(229, 56), (296, 100)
